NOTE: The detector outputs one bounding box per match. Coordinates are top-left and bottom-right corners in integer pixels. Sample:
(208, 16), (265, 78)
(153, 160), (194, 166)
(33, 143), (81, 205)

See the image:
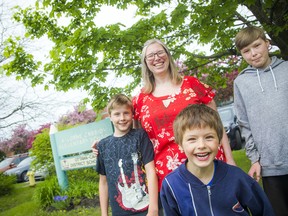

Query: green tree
(2, 0), (288, 110)
(0, 1), (73, 138)
(0, 1), (41, 84)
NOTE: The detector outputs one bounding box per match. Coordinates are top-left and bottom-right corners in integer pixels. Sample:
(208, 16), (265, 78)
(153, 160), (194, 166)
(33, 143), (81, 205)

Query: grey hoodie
(234, 56), (288, 177)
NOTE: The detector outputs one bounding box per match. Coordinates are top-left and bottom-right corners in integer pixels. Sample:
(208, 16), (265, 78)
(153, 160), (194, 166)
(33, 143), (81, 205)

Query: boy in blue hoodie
(234, 26), (288, 216)
(160, 104), (274, 215)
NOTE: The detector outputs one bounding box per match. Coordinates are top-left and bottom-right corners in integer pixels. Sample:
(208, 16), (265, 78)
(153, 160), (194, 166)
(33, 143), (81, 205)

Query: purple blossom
(53, 195), (68, 202)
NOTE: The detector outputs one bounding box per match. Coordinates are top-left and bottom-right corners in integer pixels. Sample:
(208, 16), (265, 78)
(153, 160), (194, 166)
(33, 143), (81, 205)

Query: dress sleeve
(187, 76), (215, 104)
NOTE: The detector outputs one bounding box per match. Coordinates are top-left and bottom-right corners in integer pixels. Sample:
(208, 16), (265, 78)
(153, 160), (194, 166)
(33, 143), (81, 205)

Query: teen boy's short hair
(173, 104), (223, 145)
(235, 26), (267, 51)
(107, 94), (133, 115)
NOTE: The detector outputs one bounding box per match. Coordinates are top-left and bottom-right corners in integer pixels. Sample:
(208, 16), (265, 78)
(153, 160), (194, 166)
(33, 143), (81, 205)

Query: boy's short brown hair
(107, 94), (133, 115)
(235, 26), (267, 51)
(173, 104), (223, 145)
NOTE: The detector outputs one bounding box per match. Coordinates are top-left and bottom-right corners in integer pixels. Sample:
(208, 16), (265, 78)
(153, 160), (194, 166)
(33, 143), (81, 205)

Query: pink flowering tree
(0, 103), (97, 158)
(0, 124), (32, 155)
(26, 123), (52, 149)
(57, 103), (96, 126)
(175, 56), (240, 105)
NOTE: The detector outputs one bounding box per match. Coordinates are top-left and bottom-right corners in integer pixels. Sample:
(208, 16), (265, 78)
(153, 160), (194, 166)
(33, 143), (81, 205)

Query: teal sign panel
(54, 118), (114, 156)
(49, 118), (114, 190)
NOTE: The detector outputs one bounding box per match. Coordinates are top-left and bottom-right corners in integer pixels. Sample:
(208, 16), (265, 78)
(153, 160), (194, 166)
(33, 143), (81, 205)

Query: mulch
(46, 196), (100, 212)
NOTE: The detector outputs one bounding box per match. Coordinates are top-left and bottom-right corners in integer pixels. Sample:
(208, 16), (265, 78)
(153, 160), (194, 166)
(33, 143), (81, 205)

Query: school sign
(49, 118), (114, 190)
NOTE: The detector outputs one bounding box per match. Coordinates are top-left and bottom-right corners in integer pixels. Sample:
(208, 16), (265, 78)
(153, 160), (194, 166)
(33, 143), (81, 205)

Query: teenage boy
(234, 26), (288, 216)
(96, 94), (158, 216)
(160, 104), (274, 215)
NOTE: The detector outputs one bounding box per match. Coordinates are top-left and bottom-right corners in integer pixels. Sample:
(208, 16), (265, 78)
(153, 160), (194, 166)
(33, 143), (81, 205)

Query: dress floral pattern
(133, 76), (225, 189)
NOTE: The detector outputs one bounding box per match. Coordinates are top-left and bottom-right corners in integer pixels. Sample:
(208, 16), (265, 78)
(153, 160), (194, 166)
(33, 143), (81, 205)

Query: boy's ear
(265, 39), (271, 48)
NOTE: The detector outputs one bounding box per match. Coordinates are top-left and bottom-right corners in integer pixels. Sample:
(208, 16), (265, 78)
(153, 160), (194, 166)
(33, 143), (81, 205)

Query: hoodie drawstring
(256, 67), (278, 92)
(269, 66), (278, 91)
(256, 69), (264, 92)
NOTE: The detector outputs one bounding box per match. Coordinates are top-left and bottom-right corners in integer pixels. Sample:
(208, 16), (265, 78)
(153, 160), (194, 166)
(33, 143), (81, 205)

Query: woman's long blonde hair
(141, 39), (182, 94)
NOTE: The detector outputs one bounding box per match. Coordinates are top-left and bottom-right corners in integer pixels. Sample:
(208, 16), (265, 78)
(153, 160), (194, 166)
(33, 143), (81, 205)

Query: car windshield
(219, 109), (234, 122)
(17, 157), (33, 167)
(0, 158), (13, 168)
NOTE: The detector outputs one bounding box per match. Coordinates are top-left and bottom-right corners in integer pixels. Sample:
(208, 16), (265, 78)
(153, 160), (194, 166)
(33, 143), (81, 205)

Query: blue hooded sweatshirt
(160, 160), (274, 216)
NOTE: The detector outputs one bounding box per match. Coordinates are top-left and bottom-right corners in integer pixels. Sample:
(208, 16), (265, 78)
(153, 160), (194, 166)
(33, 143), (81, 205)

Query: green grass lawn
(0, 182), (101, 216)
(0, 150), (251, 216)
(232, 149), (250, 173)
(0, 183), (38, 213)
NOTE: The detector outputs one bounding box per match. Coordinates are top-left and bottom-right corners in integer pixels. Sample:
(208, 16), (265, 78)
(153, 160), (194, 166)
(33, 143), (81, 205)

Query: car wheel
(21, 171), (28, 182)
(235, 130), (242, 150)
(228, 137), (235, 150)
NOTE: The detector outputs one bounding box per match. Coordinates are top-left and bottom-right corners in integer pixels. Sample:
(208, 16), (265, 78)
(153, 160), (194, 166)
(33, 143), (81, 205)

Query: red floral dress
(133, 76), (225, 189)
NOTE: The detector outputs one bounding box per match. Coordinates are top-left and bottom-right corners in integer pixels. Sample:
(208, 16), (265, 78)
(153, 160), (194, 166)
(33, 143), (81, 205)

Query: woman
(132, 39), (236, 191)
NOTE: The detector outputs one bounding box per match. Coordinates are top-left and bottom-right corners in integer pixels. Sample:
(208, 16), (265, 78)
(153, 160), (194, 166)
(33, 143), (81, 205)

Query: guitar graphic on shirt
(117, 154), (149, 210)
(131, 153), (148, 203)
(117, 159), (134, 208)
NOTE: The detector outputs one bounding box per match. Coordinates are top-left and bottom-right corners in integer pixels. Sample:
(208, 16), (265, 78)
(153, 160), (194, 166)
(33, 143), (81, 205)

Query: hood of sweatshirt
(238, 56), (285, 92)
(178, 160), (228, 188)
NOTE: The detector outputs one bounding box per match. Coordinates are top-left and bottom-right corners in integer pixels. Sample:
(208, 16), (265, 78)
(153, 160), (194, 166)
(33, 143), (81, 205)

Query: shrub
(33, 168), (100, 209)
(0, 150), (6, 161)
(0, 173), (16, 196)
(29, 128), (54, 170)
(33, 176), (61, 208)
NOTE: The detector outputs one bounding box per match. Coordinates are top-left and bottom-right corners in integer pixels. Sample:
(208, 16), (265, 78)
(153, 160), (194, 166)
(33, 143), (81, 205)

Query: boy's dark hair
(235, 26), (267, 51)
(173, 104), (223, 145)
(107, 94), (133, 115)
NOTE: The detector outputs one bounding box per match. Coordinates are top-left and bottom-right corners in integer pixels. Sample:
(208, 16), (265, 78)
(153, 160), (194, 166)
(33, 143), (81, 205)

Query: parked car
(33, 166), (49, 181)
(4, 156), (48, 182)
(218, 104), (244, 150)
(0, 153), (29, 173)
